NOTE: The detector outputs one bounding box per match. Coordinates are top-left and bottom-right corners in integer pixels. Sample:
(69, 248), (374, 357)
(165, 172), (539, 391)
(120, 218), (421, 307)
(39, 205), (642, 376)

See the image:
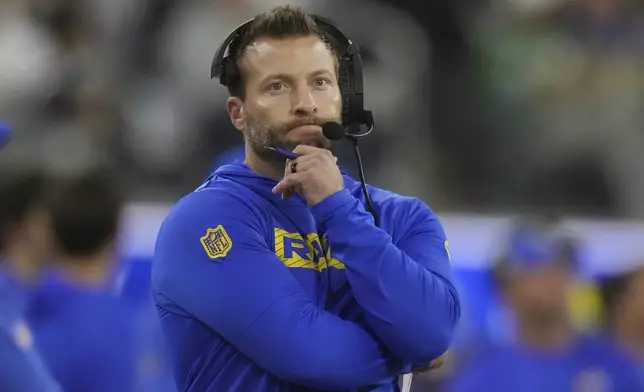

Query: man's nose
(292, 87), (318, 117)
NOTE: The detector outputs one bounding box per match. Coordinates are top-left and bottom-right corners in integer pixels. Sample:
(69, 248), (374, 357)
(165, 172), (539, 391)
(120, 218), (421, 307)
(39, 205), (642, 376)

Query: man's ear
(227, 97), (245, 131)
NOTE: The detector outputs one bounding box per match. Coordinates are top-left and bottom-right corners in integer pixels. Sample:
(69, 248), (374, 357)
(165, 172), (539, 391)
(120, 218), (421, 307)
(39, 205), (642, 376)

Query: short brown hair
(47, 167), (122, 258)
(599, 268), (644, 331)
(0, 165), (48, 253)
(226, 6), (337, 98)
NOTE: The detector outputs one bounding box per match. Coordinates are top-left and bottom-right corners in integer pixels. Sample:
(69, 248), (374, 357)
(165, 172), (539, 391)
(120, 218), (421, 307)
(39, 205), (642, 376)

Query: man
(447, 217), (643, 392)
(27, 168), (139, 392)
(0, 164), (61, 391)
(600, 265), (644, 364)
(153, 6), (460, 391)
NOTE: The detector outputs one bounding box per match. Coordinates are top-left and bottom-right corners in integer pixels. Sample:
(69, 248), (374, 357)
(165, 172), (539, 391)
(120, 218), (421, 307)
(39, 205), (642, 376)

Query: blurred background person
(0, 163), (61, 391)
(446, 216), (643, 391)
(27, 167), (139, 392)
(0, 163), (52, 289)
(600, 264), (644, 365)
(466, 0), (644, 216)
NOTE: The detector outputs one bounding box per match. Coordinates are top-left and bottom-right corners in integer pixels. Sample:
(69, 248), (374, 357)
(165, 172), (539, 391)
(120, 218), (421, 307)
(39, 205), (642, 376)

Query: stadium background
(1, 0), (644, 390)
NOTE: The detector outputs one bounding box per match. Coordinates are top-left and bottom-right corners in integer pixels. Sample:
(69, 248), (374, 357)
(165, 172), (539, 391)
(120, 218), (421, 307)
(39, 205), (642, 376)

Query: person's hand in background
(414, 351), (449, 374)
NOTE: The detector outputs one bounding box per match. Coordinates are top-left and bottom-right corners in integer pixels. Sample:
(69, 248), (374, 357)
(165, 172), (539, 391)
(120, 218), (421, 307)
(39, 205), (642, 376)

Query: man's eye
(314, 78), (329, 87)
(268, 82), (283, 91)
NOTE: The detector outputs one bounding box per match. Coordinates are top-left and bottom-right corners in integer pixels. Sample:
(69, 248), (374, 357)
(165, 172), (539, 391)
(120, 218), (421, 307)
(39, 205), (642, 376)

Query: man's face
(619, 270), (644, 342)
(13, 207), (54, 263)
(227, 35), (343, 162)
(506, 263), (572, 326)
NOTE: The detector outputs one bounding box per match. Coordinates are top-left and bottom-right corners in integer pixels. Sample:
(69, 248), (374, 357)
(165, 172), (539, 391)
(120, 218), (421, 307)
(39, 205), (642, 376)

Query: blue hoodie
(152, 161), (460, 392)
(27, 270), (139, 392)
(0, 272), (61, 392)
(447, 335), (644, 392)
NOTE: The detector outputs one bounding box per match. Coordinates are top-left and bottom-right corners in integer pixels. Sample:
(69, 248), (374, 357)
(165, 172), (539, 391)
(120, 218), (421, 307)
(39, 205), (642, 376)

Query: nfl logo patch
(200, 225), (232, 259)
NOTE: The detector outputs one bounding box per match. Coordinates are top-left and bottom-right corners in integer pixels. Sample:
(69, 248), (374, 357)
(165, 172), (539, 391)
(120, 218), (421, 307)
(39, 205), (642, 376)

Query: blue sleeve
(311, 189), (461, 364)
(0, 328), (62, 392)
(32, 304), (138, 392)
(616, 365), (644, 392)
(609, 351), (644, 392)
(445, 364), (490, 392)
(442, 348), (492, 392)
(71, 315), (138, 392)
(153, 189), (400, 390)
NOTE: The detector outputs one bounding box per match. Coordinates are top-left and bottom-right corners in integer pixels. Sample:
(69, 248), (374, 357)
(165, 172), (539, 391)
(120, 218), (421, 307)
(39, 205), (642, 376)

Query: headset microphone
(321, 122), (344, 141)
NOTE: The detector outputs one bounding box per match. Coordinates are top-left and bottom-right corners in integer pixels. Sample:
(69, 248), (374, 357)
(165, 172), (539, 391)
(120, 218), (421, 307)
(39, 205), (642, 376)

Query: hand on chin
(286, 136), (329, 150)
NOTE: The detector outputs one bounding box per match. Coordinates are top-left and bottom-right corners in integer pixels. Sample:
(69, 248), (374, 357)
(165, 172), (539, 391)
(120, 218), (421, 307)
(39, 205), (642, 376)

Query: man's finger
(272, 181), (289, 194)
(289, 159), (316, 173)
(416, 361), (442, 373)
(280, 159), (302, 199)
(291, 145), (328, 156)
(285, 158), (293, 175)
(282, 189), (294, 200)
(272, 174), (302, 194)
(411, 352), (449, 374)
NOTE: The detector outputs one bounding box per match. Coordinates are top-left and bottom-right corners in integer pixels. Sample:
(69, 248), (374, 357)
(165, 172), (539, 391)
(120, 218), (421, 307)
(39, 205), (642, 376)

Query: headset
(210, 15), (374, 137)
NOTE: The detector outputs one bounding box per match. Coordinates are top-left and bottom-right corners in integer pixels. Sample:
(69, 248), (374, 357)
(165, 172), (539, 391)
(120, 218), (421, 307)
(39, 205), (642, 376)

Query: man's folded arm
(311, 189), (461, 364)
(152, 189), (400, 390)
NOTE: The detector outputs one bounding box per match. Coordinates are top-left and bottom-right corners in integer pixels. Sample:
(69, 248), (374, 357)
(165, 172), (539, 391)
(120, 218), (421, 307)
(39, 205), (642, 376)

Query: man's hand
(272, 145), (343, 206)
(413, 352), (449, 374)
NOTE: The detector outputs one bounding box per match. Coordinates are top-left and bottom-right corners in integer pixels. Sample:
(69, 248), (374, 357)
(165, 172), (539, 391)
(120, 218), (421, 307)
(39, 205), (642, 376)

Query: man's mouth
(289, 124), (322, 134)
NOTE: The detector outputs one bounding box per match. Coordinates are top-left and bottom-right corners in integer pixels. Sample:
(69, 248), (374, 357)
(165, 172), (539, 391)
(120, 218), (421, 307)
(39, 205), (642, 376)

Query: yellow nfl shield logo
(200, 225), (232, 259)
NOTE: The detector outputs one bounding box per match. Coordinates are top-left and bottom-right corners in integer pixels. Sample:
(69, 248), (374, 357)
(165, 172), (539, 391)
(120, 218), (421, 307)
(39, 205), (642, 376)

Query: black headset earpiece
(211, 19), (251, 86)
(210, 15), (373, 136)
(310, 16), (365, 130)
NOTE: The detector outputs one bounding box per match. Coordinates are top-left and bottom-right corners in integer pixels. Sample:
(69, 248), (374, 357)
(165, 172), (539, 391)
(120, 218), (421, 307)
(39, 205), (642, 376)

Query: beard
(243, 112), (338, 165)
(522, 305), (568, 329)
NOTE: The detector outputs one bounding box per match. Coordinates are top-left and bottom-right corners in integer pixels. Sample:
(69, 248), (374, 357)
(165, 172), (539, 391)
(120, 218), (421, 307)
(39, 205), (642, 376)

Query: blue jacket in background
(153, 162), (460, 391)
(0, 272), (61, 392)
(28, 270), (139, 392)
(447, 335), (644, 392)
